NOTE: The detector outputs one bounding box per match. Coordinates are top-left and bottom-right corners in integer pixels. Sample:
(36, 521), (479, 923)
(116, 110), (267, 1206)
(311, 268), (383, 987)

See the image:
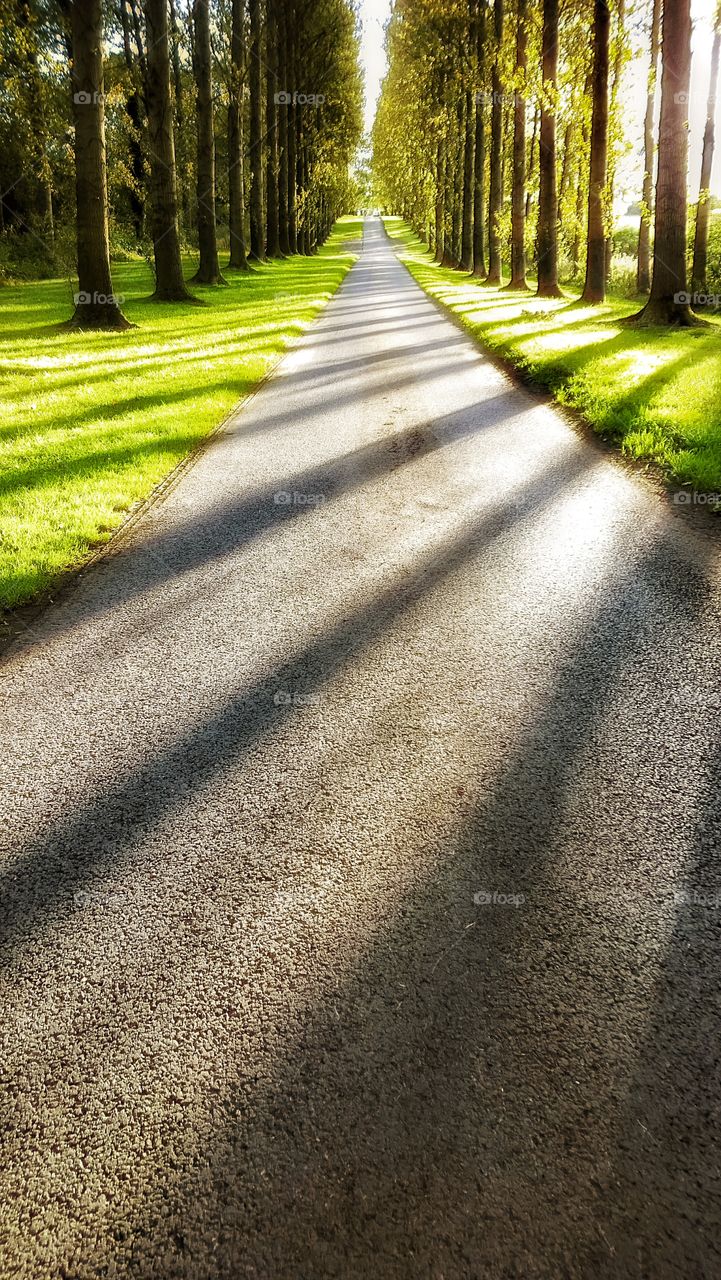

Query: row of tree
(0, 0), (362, 327)
(373, 0), (721, 325)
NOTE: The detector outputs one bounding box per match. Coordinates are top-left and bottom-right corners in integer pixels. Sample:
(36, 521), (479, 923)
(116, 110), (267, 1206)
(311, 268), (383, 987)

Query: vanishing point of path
(2, 219), (721, 1279)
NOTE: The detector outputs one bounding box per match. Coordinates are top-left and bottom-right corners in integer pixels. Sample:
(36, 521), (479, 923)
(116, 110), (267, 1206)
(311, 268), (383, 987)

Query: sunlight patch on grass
(386, 216), (721, 495)
(0, 217), (361, 608)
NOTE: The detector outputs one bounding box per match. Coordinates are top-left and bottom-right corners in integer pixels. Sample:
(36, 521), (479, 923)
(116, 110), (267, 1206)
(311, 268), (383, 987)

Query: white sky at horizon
(359, 0), (721, 199)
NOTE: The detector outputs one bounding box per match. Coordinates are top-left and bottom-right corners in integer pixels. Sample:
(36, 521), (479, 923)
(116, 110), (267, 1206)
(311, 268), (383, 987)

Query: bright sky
(359, 0), (391, 134)
(359, 0), (721, 196)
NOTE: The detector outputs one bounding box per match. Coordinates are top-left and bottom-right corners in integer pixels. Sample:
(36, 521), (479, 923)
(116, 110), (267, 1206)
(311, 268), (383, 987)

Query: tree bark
(63, 0), (130, 328)
(190, 0), (224, 283)
(145, 0), (194, 300)
(248, 0), (265, 261)
(118, 0), (144, 238)
(506, 0), (528, 289)
(228, 0), (251, 268)
(692, 19), (721, 294)
(629, 0), (699, 324)
(451, 96), (463, 264)
(265, 0), (281, 256)
(537, 0), (562, 296)
(460, 89), (474, 270)
(637, 0), (661, 293)
(472, 0), (487, 276)
(277, 1), (290, 254)
(582, 0), (610, 303)
(435, 135), (445, 263)
(487, 0), (504, 283)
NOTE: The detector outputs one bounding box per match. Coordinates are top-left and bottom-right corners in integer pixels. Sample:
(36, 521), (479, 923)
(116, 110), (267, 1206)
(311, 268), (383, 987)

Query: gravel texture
(1, 218), (721, 1279)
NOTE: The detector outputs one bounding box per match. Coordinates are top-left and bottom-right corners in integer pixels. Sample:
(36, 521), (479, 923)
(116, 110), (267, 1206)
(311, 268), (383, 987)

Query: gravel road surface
(2, 218), (721, 1279)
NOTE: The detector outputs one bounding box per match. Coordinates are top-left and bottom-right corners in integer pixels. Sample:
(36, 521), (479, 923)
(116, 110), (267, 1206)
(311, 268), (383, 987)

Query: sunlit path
(1, 219), (721, 1278)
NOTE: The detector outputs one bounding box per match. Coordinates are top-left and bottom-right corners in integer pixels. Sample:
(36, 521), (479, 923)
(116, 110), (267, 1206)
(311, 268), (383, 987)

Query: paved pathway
(2, 218), (721, 1278)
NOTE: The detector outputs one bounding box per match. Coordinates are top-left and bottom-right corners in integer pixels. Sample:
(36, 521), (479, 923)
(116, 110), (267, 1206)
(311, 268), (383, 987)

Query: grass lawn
(0, 216), (362, 610)
(386, 217), (721, 497)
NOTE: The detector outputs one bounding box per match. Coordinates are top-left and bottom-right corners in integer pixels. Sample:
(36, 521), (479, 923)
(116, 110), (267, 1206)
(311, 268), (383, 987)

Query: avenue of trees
(0, 0), (362, 326)
(373, 0), (721, 325)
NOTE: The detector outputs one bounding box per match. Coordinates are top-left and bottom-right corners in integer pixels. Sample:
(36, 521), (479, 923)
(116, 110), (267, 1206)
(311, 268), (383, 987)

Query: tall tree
(228, 0), (251, 269)
(62, 0), (130, 328)
(582, 0), (610, 302)
(537, 0), (561, 297)
(506, 0), (528, 290)
(265, 0), (281, 256)
(460, 87), (474, 270)
(630, 0), (698, 324)
(118, 0), (144, 239)
(692, 5), (721, 295)
(637, 0), (661, 294)
(191, 0), (224, 283)
(487, 0), (504, 284)
(472, 0), (487, 277)
(248, 0), (265, 261)
(145, 0), (195, 300)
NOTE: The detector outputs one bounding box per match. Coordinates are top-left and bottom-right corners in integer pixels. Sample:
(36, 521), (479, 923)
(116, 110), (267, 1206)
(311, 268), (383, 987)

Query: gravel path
(2, 217), (721, 1279)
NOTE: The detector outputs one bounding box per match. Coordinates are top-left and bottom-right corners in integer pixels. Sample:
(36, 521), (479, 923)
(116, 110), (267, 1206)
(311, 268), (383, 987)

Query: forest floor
(388, 217), (721, 499)
(0, 216), (362, 610)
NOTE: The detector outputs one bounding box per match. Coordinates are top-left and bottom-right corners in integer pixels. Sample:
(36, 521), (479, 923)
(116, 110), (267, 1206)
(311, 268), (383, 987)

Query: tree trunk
(472, 0), (487, 276)
(637, 0), (661, 293)
(460, 89), (474, 270)
(692, 20), (721, 294)
(190, 0), (224, 283)
(582, 0), (610, 303)
(487, 0), (504, 283)
(63, 0), (130, 328)
(265, 0), (281, 256)
(144, 0), (194, 300)
(537, 0), (561, 297)
(228, 0), (251, 269)
(525, 105), (538, 219)
(119, 0), (144, 239)
(248, 0), (265, 261)
(435, 135), (445, 263)
(604, 0), (625, 281)
(277, 1), (290, 254)
(451, 96), (463, 264)
(506, 0), (528, 289)
(630, 0), (698, 324)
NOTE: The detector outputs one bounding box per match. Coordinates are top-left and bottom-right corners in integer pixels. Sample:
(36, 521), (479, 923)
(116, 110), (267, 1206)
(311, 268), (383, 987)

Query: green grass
(0, 216), (362, 609)
(386, 217), (721, 496)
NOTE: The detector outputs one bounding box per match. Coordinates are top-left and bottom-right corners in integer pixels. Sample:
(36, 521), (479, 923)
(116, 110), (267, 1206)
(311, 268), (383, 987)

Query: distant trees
(373, 0), (721, 327)
(0, 0), (361, 326)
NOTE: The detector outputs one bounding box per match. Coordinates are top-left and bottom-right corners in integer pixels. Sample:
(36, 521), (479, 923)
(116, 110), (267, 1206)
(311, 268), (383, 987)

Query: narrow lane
(1, 218), (721, 1278)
